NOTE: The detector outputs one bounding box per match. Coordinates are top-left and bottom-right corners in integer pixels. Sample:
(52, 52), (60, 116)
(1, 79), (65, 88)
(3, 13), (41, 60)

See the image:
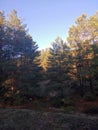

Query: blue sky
(0, 0), (98, 49)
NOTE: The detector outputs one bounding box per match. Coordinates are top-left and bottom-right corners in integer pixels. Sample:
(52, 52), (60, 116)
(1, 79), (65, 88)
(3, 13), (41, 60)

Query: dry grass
(0, 109), (98, 130)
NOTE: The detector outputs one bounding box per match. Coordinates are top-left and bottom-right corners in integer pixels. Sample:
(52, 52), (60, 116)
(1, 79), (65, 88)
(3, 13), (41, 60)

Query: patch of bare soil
(73, 97), (98, 113)
(0, 109), (98, 130)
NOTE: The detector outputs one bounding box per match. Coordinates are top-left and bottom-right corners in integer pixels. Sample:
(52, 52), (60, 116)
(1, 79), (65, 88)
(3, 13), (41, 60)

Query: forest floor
(0, 108), (98, 130)
(0, 96), (98, 114)
(0, 97), (98, 130)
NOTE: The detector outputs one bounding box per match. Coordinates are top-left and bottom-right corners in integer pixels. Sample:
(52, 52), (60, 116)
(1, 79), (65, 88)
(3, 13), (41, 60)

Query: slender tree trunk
(89, 78), (94, 94)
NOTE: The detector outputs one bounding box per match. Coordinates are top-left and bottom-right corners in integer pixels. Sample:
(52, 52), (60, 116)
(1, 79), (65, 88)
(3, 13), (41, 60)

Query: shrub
(84, 106), (98, 115)
(83, 92), (95, 101)
(46, 82), (63, 92)
(64, 106), (74, 114)
(50, 97), (63, 107)
(45, 82), (63, 100)
(62, 98), (74, 106)
(14, 95), (23, 105)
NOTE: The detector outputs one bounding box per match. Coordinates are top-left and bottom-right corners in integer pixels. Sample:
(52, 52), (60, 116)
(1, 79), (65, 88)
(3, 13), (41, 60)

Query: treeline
(0, 10), (41, 103)
(0, 10), (98, 105)
(39, 13), (98, 97)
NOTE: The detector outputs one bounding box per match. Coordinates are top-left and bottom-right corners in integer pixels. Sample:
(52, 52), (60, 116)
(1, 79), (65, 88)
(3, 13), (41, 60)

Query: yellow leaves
(67, 11), (98, 47)
(39, 48), (50, 71)
(75, 14), (87, 24)
(2, 79), (12, 88)
(0, 11), (5, 25)
(7, 10), (24, 30)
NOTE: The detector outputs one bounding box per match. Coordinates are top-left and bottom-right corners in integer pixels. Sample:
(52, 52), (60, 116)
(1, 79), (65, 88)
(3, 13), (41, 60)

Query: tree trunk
(89, 78), (94, 94)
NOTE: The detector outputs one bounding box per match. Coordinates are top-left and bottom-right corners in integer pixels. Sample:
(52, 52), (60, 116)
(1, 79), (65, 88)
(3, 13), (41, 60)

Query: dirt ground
(0, 109), (98, 130)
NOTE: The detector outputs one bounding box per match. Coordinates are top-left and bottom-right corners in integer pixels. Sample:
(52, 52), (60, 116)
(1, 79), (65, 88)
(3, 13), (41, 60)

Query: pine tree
(48, 37), (70, 82)
(67, 12), (98, 95)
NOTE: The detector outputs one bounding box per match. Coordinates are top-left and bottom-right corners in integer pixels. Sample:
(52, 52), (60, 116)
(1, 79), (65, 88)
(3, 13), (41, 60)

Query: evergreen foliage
(0, 10), (98, 105)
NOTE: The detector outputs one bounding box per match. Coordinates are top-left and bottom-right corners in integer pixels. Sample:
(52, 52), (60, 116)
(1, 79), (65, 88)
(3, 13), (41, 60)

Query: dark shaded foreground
(0, 109), (98, 130)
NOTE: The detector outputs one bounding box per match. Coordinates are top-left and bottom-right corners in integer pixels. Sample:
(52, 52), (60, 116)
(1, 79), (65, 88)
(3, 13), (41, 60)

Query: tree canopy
(0, 10), (98, 106)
